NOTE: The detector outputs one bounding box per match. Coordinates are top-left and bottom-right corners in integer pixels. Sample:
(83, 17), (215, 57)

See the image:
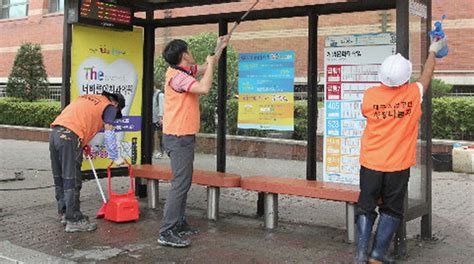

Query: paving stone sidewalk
(0, 139), (472, 263)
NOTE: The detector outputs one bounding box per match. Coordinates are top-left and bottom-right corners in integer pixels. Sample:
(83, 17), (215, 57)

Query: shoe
(368, 214), (400, 264)
(155, 152), (163, 159)
(158, 229), (191, 248)
(354, 214), (375, 263)
(59, 214), (66, 226)
(65, 216), (97, 233)
(175, 219), (199, 237)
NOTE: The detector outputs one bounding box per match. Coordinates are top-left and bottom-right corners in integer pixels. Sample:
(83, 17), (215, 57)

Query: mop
(84, 146), (107, 218)
(211, 0), (259, 56)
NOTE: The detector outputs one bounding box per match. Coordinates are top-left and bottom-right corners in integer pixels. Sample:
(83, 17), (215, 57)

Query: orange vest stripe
(360, 82), (422, 172)
(162, 67), (200, 136)
(51, 94), (111, 146)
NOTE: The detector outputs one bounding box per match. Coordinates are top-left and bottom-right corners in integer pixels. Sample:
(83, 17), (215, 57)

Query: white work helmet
(378, 53), (412, 87)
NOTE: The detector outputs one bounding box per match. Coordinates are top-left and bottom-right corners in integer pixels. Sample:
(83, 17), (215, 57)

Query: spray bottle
(429, 15), (448, 58)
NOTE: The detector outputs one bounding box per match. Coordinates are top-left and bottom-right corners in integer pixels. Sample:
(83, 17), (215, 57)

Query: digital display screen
(78, 0), (133, 31)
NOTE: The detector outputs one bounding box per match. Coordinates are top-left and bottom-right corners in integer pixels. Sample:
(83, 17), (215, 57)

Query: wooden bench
(132, 164), (241, 220)
(241, 176), (360, 242)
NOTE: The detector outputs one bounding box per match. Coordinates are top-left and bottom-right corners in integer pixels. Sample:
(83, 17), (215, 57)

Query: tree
(430, 78), (453, 98)
(154, 32), (239, 133)
(6, 43), (49, 102)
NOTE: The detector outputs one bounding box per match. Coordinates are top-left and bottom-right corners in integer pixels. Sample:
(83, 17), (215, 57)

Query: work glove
(113, 157), (125, 166)
(429, 37), (447, 54)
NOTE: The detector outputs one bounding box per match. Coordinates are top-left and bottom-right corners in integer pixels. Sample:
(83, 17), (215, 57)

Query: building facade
(0, 0), (473, 94)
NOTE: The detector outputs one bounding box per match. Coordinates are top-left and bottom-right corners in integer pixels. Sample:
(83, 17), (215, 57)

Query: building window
(48, 0), (63, 13)
(0, 0), (28, 19)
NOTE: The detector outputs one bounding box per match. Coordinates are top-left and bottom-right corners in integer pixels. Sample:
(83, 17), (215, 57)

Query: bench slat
(133, 164), (241, 187)
(241, 176), (359, 203)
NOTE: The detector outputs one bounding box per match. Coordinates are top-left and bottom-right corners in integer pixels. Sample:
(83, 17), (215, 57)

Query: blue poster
(237, 51), (295, 131)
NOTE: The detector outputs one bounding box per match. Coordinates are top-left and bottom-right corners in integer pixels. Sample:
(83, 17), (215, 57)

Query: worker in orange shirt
(354, 37), (447, 264)
(50, 91), (125, 233)
(157, 35), (230, 248)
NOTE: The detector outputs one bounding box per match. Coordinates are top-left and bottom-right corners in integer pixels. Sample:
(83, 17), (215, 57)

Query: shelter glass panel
(407, 6), (430, 210)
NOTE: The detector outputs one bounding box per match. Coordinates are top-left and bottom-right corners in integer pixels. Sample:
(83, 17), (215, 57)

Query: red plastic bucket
(104, 161), (139, 222)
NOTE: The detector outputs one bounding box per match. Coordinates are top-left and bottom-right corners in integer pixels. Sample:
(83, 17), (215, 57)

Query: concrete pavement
(0, 139), (473, 263)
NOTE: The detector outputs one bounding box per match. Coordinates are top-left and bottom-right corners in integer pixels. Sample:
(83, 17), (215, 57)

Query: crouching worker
(49, 91), (125, 233)
(157, 35), (230, 248)
(355, 38), (447, 263)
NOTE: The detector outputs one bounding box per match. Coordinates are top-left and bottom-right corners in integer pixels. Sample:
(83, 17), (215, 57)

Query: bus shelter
(61, 0), (434, 258)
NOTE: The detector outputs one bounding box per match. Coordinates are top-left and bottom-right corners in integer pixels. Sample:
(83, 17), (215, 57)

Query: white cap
(378, 53), (412, 87)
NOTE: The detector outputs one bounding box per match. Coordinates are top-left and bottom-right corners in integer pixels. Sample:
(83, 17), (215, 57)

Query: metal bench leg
(207, 186), (220, 220)
(346, 202), (356, 243)
(264, 193), (278, 229)
(147, 179), (159, 209)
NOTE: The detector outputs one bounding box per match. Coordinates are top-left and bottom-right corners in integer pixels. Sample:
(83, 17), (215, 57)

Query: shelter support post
(138, 10), (155, 198)
(421, 0), (433, 241)
(394, 2), (410, 257)
(217, 20), (228, 173)
(306, 11), (318, 181)
(61, 0), (72, 109)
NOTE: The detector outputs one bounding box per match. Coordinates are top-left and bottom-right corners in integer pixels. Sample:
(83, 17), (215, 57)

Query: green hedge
(225, 99), (316, 140)
(432, 97), (474, 141)
(223, 98), (473, 141)
(0, 100), (61, 128)
(0, 97), (472, 141)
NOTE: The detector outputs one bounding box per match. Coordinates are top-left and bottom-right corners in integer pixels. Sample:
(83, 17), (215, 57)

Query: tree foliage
(154, 32), (239, 133)
(430, 78), (453, 98)
(6, 43), (49, 102)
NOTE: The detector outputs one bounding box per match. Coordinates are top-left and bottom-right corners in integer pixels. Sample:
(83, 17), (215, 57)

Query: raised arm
(417, 37), (446, 91)
(189, 55), (217, 95)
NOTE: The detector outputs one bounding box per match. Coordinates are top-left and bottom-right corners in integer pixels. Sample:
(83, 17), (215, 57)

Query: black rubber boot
(354, 214), (375, 263)
(369, 214), (401, 264)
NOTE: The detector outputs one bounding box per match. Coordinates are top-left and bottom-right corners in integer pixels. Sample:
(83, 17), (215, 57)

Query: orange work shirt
(162, 66), (201, 136)
(360, 82), (423, 172)
(51, 94), (111, 146)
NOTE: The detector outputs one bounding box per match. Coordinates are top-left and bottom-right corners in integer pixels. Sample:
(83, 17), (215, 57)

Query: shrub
(227, 99), (317, 140)
(432, 97), (474, 141)
(0, 100), (60, 128)
(226, 99), (269, 138)
(6, 43), (49, 102)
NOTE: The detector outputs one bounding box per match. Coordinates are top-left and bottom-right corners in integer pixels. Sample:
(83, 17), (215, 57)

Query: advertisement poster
(323, 33), (395, 185)
(71, 25), (143, 170)
(237, 51), (295, 131)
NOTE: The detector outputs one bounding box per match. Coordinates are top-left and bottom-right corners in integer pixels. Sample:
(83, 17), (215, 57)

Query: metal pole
(396, 0), (410, 58)
(217, 20), (228, 173)
(61, 0), (72, 109)
(147, 180), (159, 209)
(138, 10), (155, 198)
(207, 187), (220, 220)
(346, 203), (356, 243)
(394, 0), (409, 258)
(421, 0), (433, 240)
(306, 11), (318, 181)
(264, 193), (278, 229)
